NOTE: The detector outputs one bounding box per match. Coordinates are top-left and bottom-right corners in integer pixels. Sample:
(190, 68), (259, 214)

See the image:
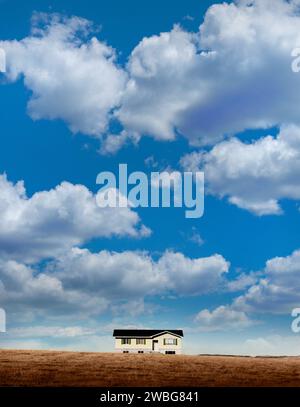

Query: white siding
(114, 332), (183, 354)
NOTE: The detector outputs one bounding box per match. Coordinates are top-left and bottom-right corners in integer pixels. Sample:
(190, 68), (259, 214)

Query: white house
(113, 329), (184, 354)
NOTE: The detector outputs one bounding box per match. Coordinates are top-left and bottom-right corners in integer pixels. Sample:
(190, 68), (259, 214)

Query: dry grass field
(1, 350), (300, 387)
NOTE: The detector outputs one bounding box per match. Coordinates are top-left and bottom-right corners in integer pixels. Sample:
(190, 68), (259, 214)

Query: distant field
(1, 350), (300, 387)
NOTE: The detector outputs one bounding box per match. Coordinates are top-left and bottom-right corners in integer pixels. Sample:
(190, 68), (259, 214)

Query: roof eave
(113, 330), (184, 338)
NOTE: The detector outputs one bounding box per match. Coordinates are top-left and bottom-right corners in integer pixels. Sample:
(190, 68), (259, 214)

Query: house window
(136, 339), (146, 345)
(165, 351), (176, 354)
(121, 338), (131, 345)
(164, 338), (178, 345)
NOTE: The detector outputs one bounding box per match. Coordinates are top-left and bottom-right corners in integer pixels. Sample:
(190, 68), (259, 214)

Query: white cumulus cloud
(234, 249), (300, 314)
(1, 13), (126, 137)
(194, 305), (253, 331)
(0, 258), (109, 316)
(48, 248), (229, 299)
(4, 1), (300, 150)
(0, 174), (148, 262)
(181, 125), (300, 215)
(118, 0), (300, 146)
(0, 248), (229, 319)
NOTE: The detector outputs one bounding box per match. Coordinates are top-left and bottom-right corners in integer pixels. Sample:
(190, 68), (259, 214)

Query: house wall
(154, 333), (182, 354)
(115, 333), (182, 354)
(115, 338), (152, 352)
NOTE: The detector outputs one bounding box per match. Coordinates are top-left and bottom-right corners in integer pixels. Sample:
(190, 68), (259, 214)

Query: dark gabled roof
(113, 329), (184, 338)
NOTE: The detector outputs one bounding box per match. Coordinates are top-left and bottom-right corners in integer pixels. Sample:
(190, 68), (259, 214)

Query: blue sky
(1, 0), (300, 355)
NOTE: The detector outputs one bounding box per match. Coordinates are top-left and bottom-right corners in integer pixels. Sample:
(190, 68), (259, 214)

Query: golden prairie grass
(0, 350), (300, 387)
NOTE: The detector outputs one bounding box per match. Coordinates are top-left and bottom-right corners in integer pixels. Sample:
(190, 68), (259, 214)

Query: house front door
(153, 340), (159, 352)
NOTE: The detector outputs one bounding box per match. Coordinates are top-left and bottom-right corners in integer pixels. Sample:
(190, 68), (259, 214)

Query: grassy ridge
(0, 350), (300, 387)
